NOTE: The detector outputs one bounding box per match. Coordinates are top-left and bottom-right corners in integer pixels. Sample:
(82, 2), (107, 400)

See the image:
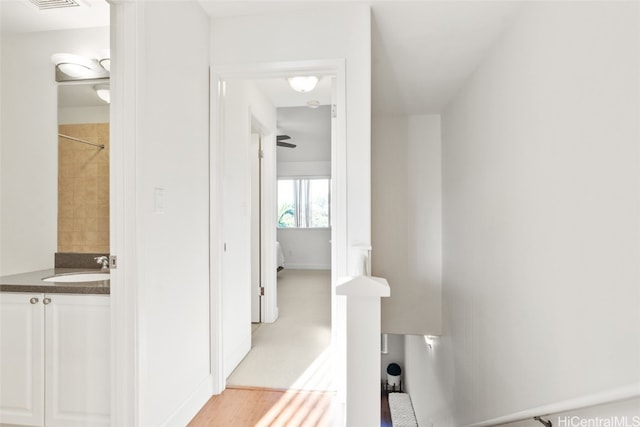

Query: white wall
(58, 106), (109, 125)
(504, 397), (640, 427)
(405, 2), (640, 425)
(381, 333), (404, 382)
(277, 160), (331, 270)
(277, 228), (331, 270)
(372, 114), (442, 335)
(211, 3), (371, 278)
(221, 79), (276, 376)
(277, 160), (331, 178)
(276, 105), (331, 163)
(132, 2), (212, 425)
(0, 26), (109, 276)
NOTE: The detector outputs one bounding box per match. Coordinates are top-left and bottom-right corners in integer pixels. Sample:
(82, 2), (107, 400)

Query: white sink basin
(43, 273), (110, 283)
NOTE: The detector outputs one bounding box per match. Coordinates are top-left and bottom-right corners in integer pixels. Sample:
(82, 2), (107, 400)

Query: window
(277, 178), (330, 228)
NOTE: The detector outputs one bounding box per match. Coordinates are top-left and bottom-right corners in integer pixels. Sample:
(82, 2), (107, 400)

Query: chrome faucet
(94, 256), (109, 271)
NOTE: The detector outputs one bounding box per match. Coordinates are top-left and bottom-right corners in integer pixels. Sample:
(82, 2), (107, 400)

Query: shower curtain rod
(58, 133), (105, 149)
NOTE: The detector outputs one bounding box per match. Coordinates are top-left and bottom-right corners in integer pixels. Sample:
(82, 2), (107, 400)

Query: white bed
(276, 241), (285, 271)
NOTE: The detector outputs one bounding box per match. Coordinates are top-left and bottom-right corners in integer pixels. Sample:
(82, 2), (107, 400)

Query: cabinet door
(0, 293), (45, 427)
(44, 294), (110, 427)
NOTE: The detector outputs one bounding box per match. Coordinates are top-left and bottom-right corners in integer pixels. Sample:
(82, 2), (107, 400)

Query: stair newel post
(336, 275), (390, 426)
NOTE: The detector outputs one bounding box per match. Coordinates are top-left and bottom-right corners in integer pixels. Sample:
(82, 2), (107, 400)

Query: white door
(0, 292), (45, 427)
(250, 132), (262, 323)
(220, 79), (252, 378)
(45, 294), (110, 427)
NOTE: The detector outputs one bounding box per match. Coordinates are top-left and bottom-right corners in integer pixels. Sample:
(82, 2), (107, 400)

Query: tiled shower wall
(58, 123), (109, 253)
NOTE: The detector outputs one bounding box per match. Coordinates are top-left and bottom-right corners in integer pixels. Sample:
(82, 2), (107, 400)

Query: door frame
(209, 59), (347, 395)
(250, 125), (266, 324)
(109, 1), (138, 426)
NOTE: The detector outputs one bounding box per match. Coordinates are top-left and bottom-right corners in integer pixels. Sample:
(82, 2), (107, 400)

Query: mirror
(0, 3), (110, 275)
(57, 82), (110, 254)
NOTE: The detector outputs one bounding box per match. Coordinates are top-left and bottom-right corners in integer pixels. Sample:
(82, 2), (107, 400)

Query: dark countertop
(0, 268), (110, 295)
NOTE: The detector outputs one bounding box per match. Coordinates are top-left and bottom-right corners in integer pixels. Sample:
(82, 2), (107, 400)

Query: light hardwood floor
(187, 386), (392, 426)
(187, 386), (337, 427)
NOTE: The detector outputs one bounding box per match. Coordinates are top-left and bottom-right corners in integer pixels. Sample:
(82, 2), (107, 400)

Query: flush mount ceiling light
(98, 49), (110, 72)
(288, 76), (319, 93)
(52, 53), (94, 77)
(99, 58), (110, 72)
(52, 52), (110, 82)
(94, 84), (110, 104)
(306, 100), (320, 109)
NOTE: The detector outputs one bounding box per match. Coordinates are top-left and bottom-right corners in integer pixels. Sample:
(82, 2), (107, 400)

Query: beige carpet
(226, 269), (334, 391)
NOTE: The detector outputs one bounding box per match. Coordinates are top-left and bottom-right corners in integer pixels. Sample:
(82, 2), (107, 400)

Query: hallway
(226, 270), (333, 391)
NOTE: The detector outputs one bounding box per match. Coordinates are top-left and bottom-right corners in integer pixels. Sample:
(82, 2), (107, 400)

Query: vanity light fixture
(306, 100), (320, 109)
(99, 58), (110, 72)
(288, 76), (319, 93)
(57, 62), (91, 77)
(94, 84), (110, 104)
(52, 52), (110, 82)
(98, 49), (110, 72)
(52, 53), (94, 78)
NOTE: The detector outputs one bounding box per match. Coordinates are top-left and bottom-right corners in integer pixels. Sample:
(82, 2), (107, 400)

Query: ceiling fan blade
(277, 135), (291, 141)
(277, 141), (296, 148)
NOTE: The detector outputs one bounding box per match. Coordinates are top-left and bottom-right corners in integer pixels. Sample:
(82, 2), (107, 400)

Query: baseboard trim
(283, 264), (331, 270)
(162, 374), (213, 427)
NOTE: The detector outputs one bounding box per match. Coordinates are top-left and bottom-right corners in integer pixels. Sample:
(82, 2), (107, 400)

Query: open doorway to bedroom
(223, 76), (335, 392)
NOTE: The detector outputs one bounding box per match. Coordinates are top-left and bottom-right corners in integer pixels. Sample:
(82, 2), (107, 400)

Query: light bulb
(94, 84), (110, 104)
(288, 76), (319, 93)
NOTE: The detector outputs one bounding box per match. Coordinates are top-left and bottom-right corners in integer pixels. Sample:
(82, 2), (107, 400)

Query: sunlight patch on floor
(289, 346), (334, 391)
(256, 347), (343, 426)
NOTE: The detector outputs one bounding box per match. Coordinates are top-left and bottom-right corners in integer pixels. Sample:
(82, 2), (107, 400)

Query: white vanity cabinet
(0, 293), (45, 426)
(44, 294), (110, 427)
(0, 293), (110, 427)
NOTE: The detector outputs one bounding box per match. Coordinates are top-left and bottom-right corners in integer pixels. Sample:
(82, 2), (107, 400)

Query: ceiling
(199, 1), (522, 115)
(0, 0), (109, 33)
(255, 77), (332, 108)
(248, 78), (331, 162)
(369, 1), (520, 114)
(58, 82), (109, 108)
(1, 0), (521, 115)
(276, 105), (332, 163)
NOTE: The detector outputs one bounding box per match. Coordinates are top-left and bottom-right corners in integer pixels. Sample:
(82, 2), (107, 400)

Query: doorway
(210, 60), (347, 398)
(230, 98), (334, 390)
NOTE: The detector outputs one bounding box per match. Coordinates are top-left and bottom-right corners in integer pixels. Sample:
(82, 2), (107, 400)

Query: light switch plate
(154, 188), (165, 213)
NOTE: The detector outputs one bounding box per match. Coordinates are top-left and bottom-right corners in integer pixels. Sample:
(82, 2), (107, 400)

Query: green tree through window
(277, 178), (330, 228)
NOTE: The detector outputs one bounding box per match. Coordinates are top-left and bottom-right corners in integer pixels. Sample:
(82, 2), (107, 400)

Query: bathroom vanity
(0, 270), (110, 427)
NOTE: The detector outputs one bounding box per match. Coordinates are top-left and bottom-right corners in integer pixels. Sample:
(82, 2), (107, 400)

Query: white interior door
(260, 130), (278, 324)
(250, 132), (261, 323)
(220, 79), (253, 378)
